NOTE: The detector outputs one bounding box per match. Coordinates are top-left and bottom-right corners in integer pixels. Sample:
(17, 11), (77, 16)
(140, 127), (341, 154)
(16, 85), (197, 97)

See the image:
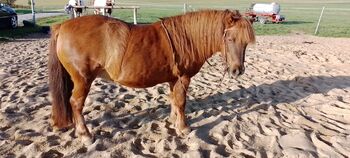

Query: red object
(245, 11), (285, 24)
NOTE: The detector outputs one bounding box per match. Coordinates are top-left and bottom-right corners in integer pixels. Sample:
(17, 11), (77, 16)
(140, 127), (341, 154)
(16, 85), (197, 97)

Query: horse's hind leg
(168, 76), (191, 135)
(71, 77), (94, 144)
(64, 65), (95, 145)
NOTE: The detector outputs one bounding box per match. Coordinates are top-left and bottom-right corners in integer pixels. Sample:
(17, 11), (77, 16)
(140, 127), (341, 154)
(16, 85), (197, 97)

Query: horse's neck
(174, 24), (221, 67)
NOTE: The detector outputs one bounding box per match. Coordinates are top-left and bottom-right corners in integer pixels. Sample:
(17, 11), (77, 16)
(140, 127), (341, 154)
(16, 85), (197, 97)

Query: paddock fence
(30, 1), (350, 37)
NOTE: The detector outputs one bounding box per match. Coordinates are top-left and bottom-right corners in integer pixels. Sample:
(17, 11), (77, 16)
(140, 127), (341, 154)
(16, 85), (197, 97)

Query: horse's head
(221, 10), (255, 78)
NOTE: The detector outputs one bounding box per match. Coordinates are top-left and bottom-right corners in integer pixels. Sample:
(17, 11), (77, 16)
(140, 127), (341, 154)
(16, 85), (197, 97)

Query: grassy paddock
(10, 0), (350, 37)
(36, 15), (69, 26)
(15, 9), (33, 14)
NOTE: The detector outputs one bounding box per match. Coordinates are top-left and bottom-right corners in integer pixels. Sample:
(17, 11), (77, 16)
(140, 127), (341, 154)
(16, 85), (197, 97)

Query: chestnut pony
(49, 10), (255, 144)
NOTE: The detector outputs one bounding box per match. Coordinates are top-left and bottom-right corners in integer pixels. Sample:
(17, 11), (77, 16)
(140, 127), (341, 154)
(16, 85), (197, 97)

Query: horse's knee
(70, 97), (83, 113)
(70, 91), (87, 110)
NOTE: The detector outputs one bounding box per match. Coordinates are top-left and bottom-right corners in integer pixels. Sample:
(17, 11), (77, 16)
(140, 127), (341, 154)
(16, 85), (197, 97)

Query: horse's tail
(48, 24), (74, 128)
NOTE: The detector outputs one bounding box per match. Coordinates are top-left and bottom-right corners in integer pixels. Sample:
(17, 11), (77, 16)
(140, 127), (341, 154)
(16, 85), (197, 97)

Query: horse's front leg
(168, 76), (191, 135)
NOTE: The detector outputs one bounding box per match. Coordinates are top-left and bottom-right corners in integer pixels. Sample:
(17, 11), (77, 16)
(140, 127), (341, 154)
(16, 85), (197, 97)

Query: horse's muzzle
(231, 65), (245, 78)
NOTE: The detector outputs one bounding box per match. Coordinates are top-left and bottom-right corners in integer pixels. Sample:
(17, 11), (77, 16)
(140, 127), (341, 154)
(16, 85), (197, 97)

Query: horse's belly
(115, 65), (175, 88)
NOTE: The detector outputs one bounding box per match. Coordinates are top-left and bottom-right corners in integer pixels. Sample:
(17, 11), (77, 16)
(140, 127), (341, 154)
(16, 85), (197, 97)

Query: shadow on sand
(188, 75), (350, 147)
(97, 75), (349, 128)
(82, 75), (350, 155)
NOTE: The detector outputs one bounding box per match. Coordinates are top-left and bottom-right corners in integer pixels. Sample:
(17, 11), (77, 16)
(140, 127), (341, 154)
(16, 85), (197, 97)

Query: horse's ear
(224, 10), (242, 27)
(232, 10), (241, 21)
(232, 15), (241, 22)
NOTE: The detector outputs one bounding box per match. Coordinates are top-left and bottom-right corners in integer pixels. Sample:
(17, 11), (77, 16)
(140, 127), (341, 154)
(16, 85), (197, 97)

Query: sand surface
(0, 34), (350, 157)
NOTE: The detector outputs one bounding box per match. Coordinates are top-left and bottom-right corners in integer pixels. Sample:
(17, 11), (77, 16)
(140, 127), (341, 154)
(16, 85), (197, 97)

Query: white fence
(28, 1), (350, 37)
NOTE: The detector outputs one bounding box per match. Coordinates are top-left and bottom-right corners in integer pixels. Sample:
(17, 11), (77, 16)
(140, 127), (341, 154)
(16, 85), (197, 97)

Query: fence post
(133, 7), (137, 24)
(315, 6), (325, 35)
(31, 0), (35, 24)
(184, 3), (187, 14)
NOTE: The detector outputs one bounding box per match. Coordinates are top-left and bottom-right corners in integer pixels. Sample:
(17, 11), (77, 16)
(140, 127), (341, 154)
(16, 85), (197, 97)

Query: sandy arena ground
(0, 34), (350, 157)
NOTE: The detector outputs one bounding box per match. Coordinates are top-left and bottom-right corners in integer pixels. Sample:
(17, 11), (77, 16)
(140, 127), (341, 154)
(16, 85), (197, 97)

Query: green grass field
(4, 0), (350, 38)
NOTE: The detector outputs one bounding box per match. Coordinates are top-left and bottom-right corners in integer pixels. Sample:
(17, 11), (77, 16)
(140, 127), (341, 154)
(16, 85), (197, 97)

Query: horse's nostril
(232, 69), (237, 74)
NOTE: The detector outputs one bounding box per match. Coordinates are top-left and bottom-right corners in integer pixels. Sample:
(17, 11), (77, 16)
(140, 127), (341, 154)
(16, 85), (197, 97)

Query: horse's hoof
(168, 115), (176, 124)
(81, 135), (94, 146)
(177, 126), (191, 136)
(181, 127), (191, 135)
(52, 125), (72, 132)
(52, 126), (60, 132)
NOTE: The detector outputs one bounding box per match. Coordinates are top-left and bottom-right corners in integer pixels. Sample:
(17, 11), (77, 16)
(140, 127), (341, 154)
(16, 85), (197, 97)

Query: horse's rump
(56, 16), (130, 80)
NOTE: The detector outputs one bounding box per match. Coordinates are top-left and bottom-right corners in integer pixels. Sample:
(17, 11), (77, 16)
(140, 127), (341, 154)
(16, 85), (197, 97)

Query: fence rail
(26, 1), (350, 37)
(71, 5), (140, 24)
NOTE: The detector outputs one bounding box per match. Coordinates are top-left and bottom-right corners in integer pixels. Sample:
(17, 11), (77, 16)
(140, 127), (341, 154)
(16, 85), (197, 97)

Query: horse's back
(58, 15), (129, 39)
